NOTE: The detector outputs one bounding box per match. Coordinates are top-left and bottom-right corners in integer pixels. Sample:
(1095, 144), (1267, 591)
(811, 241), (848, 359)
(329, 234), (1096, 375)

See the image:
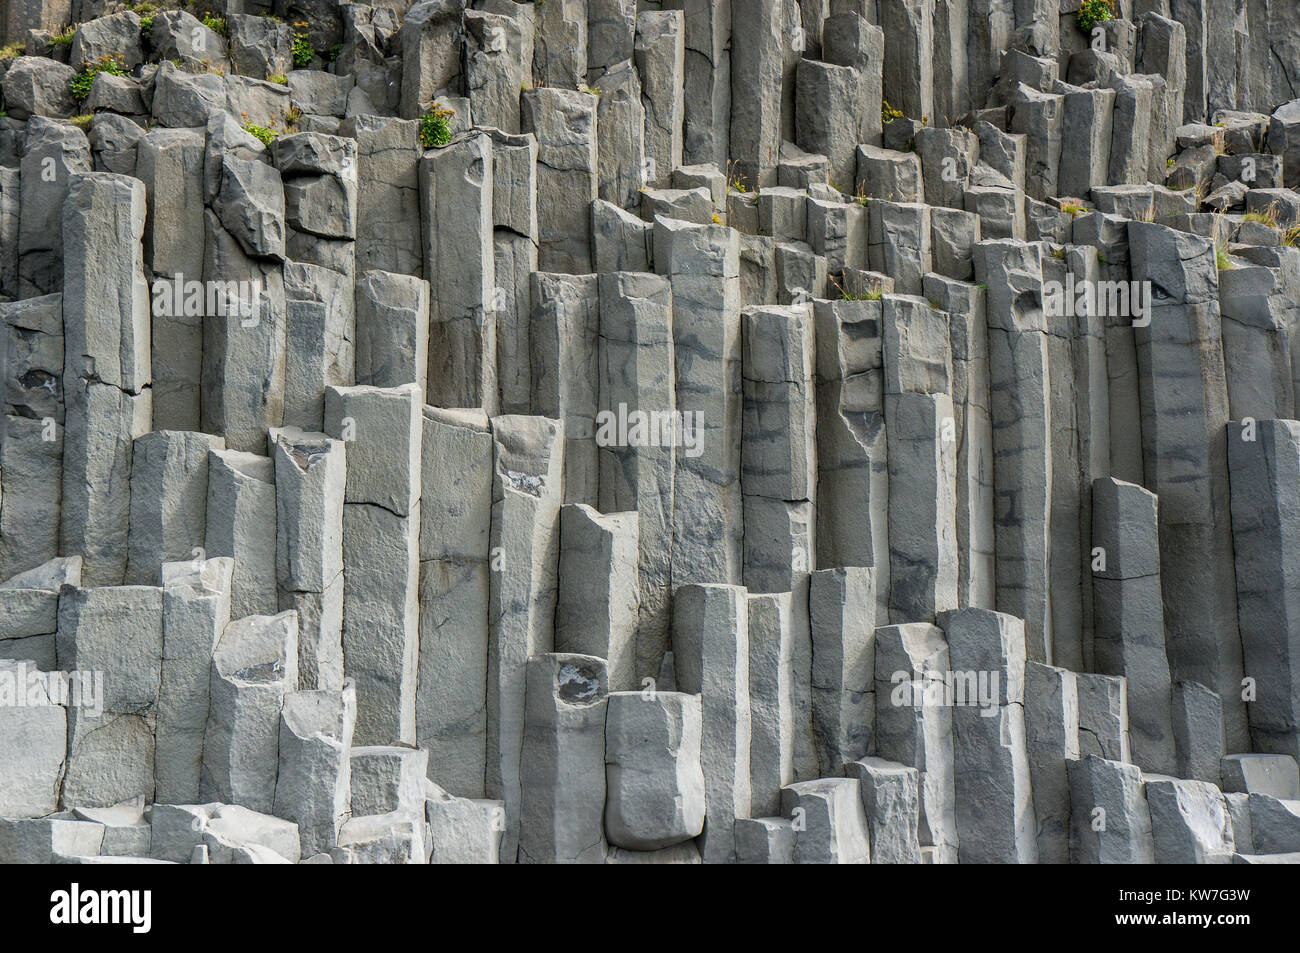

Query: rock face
(2, 0), (1300, 870)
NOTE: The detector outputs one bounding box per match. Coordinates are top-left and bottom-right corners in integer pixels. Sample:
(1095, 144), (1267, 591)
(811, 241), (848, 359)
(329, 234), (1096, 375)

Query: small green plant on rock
(881, 100), (904, 125)
(69, 54), (128, 103)
(50, 25), (77, 47)
(267, 73), (288, 85)
(830, 272), (882, 301)
(1243, 203), (1281, 228)
(1077, 0), (1113, 33)
(201, 15), (227, 36)
(69, 114), (94, 130)
(725, 160), (749, 194)
(1214, 216), (1233, 271)
(291, 23), (315, 67)
(420, 106), (455, 148)
(243, 120), (277, 147)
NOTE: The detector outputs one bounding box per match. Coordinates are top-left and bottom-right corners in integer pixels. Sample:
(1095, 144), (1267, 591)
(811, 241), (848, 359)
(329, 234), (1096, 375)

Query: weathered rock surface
(0, 0), (1297, 869)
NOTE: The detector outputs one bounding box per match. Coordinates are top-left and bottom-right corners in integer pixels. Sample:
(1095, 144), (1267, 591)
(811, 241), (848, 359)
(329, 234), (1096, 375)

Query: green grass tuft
(69, 54), (128, 103)
(50, 25), (77, 47)
(243, 121), (277, 147)
(291, 24), (314, 67)
(1077, 0), (1114, 32)
(420, 107), (455, 148)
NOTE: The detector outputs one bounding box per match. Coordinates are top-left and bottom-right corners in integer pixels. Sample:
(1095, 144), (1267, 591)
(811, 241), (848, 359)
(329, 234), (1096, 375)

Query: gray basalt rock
(0, 659), (67, 819)
(275, 683), (356, 858)
(729, 0), (793, 193)
(125, 430), (225, 586)
(635, 10), (685, 188)
(416, 407), (492, 797)
(227, 14), (293, 80)
(324, 384), (422, 745)
(1145, 778), (1234, 864)
(557, 504), (638, 690)
(663, 0), (730, 168)
(21, 117), (90, 297)
(530, 272), (599, 501)
(522, 88), (598, 274)
(518, 653), (608, 864)
(57, 584), (164, 806)
(202, 611), (300, 814)
(8, 0), (1300, 867)
(595, 271), (674, 675)
(780, 777), (870, 864)
(426, 782), (504, 863)
(604, 690), (705, 849)
(1091, 477), (1176, 775)
(354, 271), (429, 393)
(595, 60), (645, 211)
(419, 133), (498, 411)
(71, 12), (142, 71)
(276, 133), (358, 243)
(1221, 754), (1300, 800)
(216, 154), (286, 260)
(873, 622), (957, 863)
(654, 218), (743, 591)
(350, 745), (428, 817)
(672, 583), (751, 864)
(149, 11), (227, 71)
(487, 414), (565, 859)
(795, 59), (866, 195)
(199, 210), (286, 453)
(2, 57), (76, 120)
(155, 557), (233, 806)
(341, 115), (423, 278)
(150, 803), (301, 865)
(748, 585), (817, 808)
(464, 10), (529, 134)
(844, 757), (921, 864)
(1068, 755), (1155, 864)
(940, 607), (1036, 864)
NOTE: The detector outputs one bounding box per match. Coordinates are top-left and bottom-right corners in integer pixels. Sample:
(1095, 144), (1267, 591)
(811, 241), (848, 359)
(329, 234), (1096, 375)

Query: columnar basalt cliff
(1, 0), (1299, 864)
